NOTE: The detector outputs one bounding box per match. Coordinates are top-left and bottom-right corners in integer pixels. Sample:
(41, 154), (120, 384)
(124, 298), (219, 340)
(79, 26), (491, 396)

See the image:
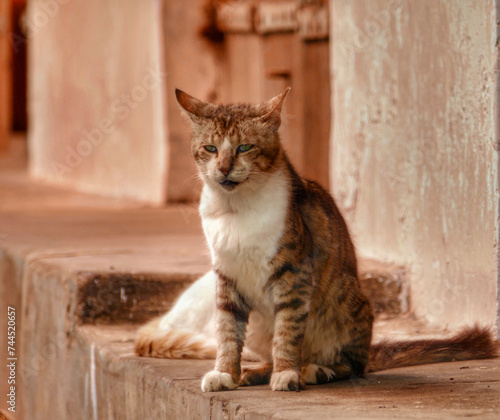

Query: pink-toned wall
(330, 0), (499, 330)
(28, 0), (167, 203)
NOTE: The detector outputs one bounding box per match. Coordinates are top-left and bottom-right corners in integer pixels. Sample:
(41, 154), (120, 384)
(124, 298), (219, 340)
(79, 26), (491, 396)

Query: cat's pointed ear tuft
(259, 87), (291, 131)
(175, 89), (213, 122)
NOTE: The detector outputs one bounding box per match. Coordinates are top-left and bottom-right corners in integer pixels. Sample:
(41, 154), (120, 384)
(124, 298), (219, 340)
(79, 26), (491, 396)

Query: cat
(136, 88), (498, 392)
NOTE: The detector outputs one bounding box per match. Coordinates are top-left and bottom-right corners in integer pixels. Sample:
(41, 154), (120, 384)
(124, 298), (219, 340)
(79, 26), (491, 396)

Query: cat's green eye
(204, 145), (217, 153)
(237, 144), (253, 153)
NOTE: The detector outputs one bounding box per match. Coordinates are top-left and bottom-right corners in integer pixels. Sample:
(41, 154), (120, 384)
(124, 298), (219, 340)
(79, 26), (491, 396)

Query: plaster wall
(28, 0), (167, 203)
(330, 0), (499, 329)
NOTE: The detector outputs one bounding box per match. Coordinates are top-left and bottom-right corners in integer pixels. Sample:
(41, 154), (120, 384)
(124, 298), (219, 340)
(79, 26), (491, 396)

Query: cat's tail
(367, 325), (498, 373)
(136, 270), (219, 359)
(135, 317), (217, 359)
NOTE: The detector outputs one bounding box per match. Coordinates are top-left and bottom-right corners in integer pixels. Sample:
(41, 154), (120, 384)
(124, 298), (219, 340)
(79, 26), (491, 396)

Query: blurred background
(0, 0), (498, 335)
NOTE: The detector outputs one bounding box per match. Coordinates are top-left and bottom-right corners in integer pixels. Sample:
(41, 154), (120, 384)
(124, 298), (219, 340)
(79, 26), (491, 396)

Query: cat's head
(175, 88), (290, 193)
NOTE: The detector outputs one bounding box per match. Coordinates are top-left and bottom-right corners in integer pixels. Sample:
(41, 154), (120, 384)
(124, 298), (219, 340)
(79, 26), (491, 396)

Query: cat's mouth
(219, 179), (240, 190)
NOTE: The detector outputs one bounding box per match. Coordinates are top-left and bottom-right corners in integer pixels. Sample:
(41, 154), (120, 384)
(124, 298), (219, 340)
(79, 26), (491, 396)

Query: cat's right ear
(175, 89), (213, 123)
(258, 87), (291, 132)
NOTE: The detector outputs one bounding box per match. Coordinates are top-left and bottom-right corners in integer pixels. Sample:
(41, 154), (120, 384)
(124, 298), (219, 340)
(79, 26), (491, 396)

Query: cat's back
(295, 176), (358, 278)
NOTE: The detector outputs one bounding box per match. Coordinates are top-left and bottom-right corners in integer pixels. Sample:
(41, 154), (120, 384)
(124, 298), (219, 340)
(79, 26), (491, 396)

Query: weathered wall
(28, 0), (167, 203)
(330, 0), (498, 329)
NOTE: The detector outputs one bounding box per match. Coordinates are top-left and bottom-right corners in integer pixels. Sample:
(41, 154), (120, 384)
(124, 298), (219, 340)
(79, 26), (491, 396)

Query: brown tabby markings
(213, 269), (249, 382)
(176, 88), (375, 391)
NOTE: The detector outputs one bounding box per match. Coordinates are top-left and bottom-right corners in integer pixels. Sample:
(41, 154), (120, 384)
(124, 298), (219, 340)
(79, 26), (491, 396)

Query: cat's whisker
(182, 173), (204, 187)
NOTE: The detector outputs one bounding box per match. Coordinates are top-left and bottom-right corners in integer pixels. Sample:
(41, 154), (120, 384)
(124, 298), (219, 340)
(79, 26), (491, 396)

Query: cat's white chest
(200, 175), (289, 309)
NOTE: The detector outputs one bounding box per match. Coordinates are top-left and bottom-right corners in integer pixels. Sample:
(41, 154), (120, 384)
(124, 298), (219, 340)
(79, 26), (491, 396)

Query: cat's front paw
(201, 370), (238, 392)
(270, 370), (304, 391)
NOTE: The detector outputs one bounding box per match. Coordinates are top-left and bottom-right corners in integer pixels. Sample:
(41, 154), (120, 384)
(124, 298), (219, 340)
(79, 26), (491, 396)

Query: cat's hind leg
(301, 364), (335, 384)
(240, 362), (273, 386)
(301, 363), (352, 384)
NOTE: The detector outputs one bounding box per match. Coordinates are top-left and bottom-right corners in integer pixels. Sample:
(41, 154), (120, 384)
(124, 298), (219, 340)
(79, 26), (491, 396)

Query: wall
(330, 0), (499, 329)
(28, 0), (167, 203)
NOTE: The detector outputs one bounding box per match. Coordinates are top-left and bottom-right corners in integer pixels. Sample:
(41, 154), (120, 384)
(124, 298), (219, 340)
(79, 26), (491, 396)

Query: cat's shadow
(236, 373), (433, 394)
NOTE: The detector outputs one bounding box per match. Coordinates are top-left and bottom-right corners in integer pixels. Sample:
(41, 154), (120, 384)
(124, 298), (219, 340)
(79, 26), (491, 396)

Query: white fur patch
(201, 370), (238, 392)
(200, 171), (289, 312)
(270, 370), (300, 391)
(221, 137), (232, 152)
(158, 271), (216, 336)
(154, 169), (289, 364)
(301, 364), (335, 385)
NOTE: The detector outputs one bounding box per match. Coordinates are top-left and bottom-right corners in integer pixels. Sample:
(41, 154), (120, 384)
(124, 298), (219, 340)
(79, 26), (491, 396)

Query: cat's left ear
(175, 89), (215, 123)
(259, 87), (291, 131)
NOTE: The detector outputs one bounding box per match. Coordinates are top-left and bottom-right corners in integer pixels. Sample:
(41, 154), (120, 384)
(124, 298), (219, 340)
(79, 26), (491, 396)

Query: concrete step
(23, 321), (500, 420)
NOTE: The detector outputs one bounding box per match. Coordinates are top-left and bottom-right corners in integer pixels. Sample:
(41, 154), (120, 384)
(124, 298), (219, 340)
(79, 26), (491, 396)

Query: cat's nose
(219, 166), (233, 177)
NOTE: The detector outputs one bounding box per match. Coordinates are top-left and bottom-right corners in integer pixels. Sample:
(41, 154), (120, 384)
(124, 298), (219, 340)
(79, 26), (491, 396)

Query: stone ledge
(63, 323), (500, 419)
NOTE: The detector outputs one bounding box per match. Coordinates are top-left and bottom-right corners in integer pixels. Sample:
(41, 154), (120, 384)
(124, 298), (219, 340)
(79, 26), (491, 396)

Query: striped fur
(136, 89), (498, 392)
(368, 325), (498, 372)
